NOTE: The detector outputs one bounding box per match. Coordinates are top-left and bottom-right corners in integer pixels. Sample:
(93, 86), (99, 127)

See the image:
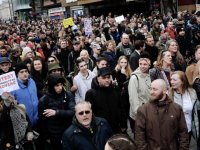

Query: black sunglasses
(78, 110), (91, 116)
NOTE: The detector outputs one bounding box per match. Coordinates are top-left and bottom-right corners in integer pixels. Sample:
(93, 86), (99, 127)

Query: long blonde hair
(115, 56), (132, 78)
(169, 71), (190, 100)
(155, 50), (174, 70)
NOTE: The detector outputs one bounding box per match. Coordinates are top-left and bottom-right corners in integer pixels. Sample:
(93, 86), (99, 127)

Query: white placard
(115, 15), (125, 23)
(0, 71), (19, 95)
(84, 18), (93, 36)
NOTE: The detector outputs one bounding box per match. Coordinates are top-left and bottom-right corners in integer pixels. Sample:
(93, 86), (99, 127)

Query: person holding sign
(11, 62), (38, 127)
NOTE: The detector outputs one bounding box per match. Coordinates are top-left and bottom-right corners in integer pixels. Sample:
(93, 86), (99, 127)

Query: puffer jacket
(62, 117), (113, 150)
(135, 96), (189, 150)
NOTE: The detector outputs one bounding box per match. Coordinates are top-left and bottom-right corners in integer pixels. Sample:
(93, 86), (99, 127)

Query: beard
(150, 92), (164, 101)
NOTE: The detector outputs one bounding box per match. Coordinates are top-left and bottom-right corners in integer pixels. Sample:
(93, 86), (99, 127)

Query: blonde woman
(169, 71), (199, 145)
(150, 50), (173, 89)
(113, 56), (132, 121)
(114, 56), (132, 91)
(166, 39), (186, 71)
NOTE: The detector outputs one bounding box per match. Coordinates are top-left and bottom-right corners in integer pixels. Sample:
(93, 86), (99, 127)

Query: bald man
(135, 79), (189, 150)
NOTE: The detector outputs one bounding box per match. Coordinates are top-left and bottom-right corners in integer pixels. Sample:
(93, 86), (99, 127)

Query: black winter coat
(85, 78), (127, 133)
(39, 90), (75, 139)
(62, 117), (113, 150)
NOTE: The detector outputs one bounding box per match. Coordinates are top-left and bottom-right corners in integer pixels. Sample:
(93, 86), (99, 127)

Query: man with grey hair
(135, 79), (189, 150)
(62, 101), (113, 150)
(116, 33), (134, 59)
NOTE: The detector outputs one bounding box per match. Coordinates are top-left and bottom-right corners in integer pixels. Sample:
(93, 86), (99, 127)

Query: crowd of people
(0, 10), (199, 150)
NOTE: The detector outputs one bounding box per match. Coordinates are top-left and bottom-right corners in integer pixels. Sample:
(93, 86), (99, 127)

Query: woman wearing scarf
(0, 92), (35, 150)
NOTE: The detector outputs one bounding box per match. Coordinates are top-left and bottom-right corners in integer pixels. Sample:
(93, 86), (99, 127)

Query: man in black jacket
(62, 101), (113, 150)
(85, 67), (127, 133)
(129, 40), (145, 71)
(145, 35), (159, 67)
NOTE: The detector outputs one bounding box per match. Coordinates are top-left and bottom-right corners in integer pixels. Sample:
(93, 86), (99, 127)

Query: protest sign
(115, 15), (125, 23)
(63, 18), (74, 28)
(0, 71), (19, 95)
(84, 18), (93, 36)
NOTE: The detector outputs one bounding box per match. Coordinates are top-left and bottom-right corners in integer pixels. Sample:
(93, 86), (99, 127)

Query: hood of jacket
(133, 68), (149, 78)
(47, 74), (66, 94)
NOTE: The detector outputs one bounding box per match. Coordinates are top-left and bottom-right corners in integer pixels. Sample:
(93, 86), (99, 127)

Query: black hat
(0, 57), (11, 64)
(98, 67), (112, 77)
(176, 27), (185, 34)
(15, 62), (28, 75)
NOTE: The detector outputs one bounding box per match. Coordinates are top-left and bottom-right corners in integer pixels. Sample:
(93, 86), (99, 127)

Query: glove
(27, 132), (34, 141)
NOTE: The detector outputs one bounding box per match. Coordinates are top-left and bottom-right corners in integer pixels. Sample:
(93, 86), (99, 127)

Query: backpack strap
(132, 74), (139, 92)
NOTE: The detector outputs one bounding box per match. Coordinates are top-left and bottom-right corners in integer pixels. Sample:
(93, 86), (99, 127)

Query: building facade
(0, 0), (13, 20)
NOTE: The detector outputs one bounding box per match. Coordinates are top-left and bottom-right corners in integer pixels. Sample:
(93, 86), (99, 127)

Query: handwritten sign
(0, 71), (19, 95)
(63, 18), (74, 28)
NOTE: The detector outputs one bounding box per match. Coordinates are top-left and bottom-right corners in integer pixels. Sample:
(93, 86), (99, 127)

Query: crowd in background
(0, 10), (199, 150)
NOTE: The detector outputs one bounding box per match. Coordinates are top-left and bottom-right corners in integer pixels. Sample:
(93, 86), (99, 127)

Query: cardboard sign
(115, 15), (125, 23)
(84, 18), (93, 36)
(63, 17), (74, 28)
(0, 71), (19, 95)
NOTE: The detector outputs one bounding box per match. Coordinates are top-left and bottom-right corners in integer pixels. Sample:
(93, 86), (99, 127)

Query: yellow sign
(63, 18), (74, 28)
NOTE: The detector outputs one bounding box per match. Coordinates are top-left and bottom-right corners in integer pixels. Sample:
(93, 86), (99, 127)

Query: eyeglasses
(48, 59), (55, 63)
(78, 110), (91, 116)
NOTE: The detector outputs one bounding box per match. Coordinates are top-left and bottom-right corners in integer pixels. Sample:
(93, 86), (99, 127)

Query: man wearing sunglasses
(62, 101), (113, 150)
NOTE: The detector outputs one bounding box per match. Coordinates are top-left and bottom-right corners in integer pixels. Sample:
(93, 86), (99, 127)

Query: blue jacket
(11, 78), (38, 126)
(62, 117), (113, 150)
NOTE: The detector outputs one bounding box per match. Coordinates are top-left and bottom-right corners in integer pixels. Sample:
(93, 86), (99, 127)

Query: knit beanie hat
(15, 62), (28, 75)
(22, 46), (32, 57)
